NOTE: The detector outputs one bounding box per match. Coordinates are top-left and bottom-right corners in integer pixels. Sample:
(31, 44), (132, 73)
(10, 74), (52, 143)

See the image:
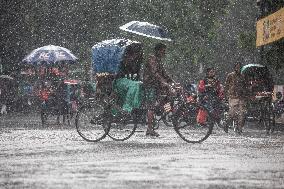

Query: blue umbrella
(119, 21), (172, 41)
(22, 45), (78, 65)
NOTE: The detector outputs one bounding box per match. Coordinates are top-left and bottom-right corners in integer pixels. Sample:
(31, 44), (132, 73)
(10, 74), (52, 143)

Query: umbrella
(241, 64), (265, 73)
(241, 64), (269, 79)
(119, 21), (172, 41)
(0, 75), (14, 80)
(22, 45), (78, 65)
(0, 75), (15, 88)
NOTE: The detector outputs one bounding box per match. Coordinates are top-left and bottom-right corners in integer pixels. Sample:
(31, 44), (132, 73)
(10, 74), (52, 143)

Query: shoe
(146, 130), (160, 137)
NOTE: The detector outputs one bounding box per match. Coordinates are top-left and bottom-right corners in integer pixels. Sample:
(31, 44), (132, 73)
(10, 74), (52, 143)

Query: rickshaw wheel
(258, 99), (274, 134)
(173, 103), (214, 143)
(107, 108), (138, 141)
(152, 113), (173, 130)
(262, 110), (273, 134)
(75, 103), (109, 142)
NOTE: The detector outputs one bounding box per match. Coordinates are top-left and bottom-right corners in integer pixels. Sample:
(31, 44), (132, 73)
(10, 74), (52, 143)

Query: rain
(0, 0), (284, 188)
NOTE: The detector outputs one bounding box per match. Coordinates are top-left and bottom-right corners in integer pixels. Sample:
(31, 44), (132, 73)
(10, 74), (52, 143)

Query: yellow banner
(256, 7), (284, 47)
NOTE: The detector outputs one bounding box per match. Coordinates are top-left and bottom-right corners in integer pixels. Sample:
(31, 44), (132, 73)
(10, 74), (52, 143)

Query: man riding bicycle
(143, 43), (177, 137)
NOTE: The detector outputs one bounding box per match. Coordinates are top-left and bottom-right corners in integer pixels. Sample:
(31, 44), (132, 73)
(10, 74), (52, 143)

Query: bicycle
(172, 100), (214, 143)
(75, 39), (214, 143)
(152, 86), (190, 130)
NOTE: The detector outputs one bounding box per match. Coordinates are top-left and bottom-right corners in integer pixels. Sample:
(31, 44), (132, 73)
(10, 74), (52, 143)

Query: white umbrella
(0, 75), (14, 80)
(119, 21), (172, 41)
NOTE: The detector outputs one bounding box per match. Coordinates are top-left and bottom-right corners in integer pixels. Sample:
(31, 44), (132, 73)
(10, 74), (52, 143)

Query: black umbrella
(119, 21), (172, 41)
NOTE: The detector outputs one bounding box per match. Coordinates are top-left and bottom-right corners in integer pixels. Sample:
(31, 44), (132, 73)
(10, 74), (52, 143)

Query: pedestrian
(143, 43), (176, 137)
(223, 62), (248, 134)
(0, 86), (7, 115)
(197, 67), (224, 125)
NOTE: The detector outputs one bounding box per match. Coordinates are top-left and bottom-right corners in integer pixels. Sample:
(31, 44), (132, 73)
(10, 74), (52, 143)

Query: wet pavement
(0, 112), (283, 189)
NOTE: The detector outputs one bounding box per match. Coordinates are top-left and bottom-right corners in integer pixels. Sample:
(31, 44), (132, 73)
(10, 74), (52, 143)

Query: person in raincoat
(143, 43), (176, 137)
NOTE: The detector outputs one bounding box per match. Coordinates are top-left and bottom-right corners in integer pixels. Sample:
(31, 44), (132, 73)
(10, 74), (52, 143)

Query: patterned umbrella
(119, 21), (172, 41)
(22, 45), (78, 65)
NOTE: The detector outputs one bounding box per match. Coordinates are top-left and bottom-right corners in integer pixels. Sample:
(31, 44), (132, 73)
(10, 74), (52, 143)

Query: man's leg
(235, 100), (246, 134)
(224, 98), (236, 133)
(145, 88), (159, 137)
(146, 109), (159, 137)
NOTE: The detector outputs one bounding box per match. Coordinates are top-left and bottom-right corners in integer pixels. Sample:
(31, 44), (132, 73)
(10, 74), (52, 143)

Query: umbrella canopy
(0, 75), (14, 80)
(0, 75), (15, 89)
(119, 21), (172, 41)
(241, 64), (270, 79)
(22, 45), (78, 65)
(241, 64), (265, 73)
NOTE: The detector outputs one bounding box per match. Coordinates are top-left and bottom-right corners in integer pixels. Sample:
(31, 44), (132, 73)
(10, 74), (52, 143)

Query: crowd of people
(0, 65), (90, 118)
(0, 42), (277, 137)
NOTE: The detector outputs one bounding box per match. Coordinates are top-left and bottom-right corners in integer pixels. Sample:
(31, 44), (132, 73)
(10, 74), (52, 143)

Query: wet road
(0, 113), (283, 189)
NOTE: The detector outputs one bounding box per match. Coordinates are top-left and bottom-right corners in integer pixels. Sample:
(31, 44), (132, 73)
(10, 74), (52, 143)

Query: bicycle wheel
(75, 103), (109, 142)
(173, 103), (214, 143)
(259, 100), (273, 134)
(107, 108), (138, 141)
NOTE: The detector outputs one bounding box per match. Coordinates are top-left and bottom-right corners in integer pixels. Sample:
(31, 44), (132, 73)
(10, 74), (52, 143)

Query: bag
(197, 108), (208, 124)
(95, 73), (115, 96)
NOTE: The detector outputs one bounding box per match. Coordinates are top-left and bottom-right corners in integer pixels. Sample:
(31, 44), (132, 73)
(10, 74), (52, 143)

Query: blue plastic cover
(92, 39), (139, 74)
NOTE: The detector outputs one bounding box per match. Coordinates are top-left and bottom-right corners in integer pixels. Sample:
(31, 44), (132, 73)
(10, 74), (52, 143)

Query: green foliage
(238, 32), (256, 51)
(1, 0), (231, 81)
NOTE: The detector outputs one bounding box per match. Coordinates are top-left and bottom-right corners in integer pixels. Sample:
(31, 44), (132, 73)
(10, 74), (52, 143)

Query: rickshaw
(75, 39), (215, 143)
(241, 64), (274, 133)
(39, 79), (81, 126)
(21, 45), (80, 126)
